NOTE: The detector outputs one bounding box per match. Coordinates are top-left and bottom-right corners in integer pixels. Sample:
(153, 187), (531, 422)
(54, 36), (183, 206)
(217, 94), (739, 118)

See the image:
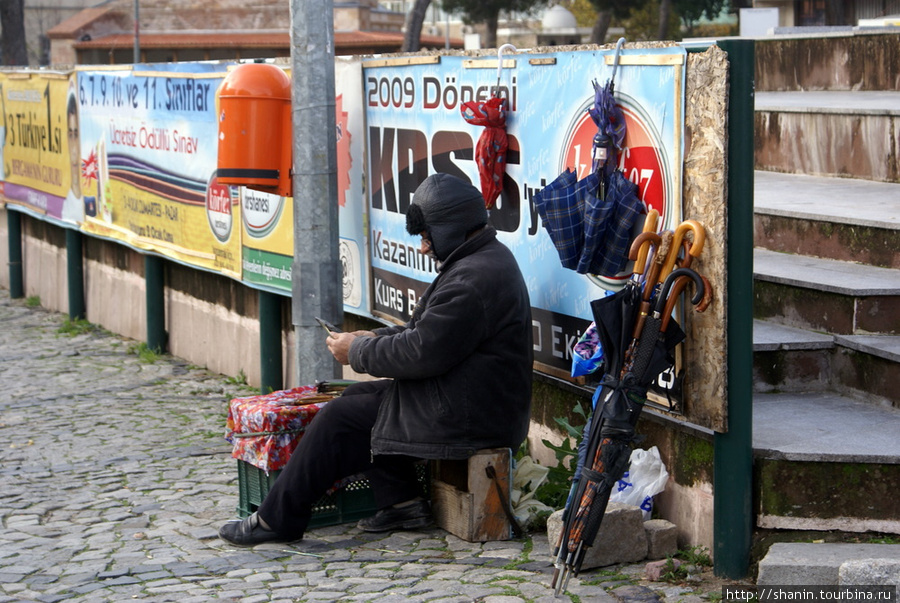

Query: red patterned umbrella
(460, 95), (508, 209)
(459, 44), (516, 209)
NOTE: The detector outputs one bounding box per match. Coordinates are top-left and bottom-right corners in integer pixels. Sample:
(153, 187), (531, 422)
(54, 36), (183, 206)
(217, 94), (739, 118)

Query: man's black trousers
(257, 379), (423, 539)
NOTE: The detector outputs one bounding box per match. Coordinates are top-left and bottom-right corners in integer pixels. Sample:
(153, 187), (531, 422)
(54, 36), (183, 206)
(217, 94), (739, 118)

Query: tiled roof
(47, 8), (115, 38)
(73, 30), (462, 52)
(75, 32), (290, 50)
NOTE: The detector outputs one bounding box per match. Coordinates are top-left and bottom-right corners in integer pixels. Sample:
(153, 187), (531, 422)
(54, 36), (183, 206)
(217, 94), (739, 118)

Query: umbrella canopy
(461, 95), (508, 209)
(532, 169), (582, 271)
(533, 167), (643, 277)
(578, 170), (644, 276)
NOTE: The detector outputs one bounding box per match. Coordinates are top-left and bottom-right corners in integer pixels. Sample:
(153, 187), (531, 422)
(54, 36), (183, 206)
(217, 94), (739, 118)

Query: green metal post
(713, 38), (755, 579)
(66, 229), (86, 320)
(259, 290), (284, 394)
(7, 209), (24, 299)
(145, 255), (166, 352)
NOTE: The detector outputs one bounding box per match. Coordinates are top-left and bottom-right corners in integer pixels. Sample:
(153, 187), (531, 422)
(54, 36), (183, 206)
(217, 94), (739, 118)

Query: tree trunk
(0, 0), (28, 66)
(590, 11), (612, 44)
(402, 0), (432, 52)
(657, 0), (672, 40)
(484, 12), (499, 49)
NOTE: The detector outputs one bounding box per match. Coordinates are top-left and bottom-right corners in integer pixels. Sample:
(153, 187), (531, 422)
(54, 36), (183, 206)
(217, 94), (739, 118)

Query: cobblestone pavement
(0, 290), (715, 603)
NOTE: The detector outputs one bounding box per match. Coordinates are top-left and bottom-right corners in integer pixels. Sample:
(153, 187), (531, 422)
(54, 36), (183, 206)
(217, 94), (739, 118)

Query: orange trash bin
(216, 63), (293, 196)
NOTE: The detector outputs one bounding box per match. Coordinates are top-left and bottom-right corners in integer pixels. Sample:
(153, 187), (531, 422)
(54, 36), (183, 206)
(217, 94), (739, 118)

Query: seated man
(219, 173), (533, 545)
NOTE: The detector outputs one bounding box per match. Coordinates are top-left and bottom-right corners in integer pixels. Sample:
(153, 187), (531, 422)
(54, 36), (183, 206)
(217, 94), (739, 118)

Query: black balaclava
(405, 174), (488, 262)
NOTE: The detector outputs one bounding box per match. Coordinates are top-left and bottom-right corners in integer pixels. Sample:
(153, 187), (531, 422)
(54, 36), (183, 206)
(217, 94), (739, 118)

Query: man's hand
(325, 332), (357, 365)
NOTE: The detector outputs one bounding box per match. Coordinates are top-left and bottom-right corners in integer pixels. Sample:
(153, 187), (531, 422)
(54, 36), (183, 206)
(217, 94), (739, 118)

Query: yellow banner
(0, 72), (81, 223)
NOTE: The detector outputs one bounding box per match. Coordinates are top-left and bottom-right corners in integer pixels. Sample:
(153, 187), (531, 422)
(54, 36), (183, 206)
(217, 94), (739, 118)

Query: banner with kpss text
(363, 47), (685, 375)
(75, 64), (241, 278)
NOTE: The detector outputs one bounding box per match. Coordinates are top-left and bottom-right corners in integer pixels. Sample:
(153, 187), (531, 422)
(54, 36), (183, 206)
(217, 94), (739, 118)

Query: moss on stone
(673, 434), (714, 487)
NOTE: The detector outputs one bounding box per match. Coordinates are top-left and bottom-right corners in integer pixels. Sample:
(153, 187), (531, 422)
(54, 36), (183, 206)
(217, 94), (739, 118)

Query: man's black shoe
(357, 499), (433, 532)
(218, 512), (294, 546)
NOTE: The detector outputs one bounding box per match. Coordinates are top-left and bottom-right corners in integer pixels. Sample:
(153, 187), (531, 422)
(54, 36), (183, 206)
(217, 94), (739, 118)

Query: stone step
(753, 320), (900, 407)
(757, 542), (900, 586)
(753, 391), (900, 534)
(754, 171), (900, 269)
(753, 248), (900, 335)
(753, 319), (834, 394)
(754, 91), (900, 182)
(831, 334), (900, 408)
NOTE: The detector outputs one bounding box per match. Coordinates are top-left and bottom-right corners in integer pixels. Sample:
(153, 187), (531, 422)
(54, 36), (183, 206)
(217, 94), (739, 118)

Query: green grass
(678, 544), (712, 566)
(225, 369), (248, 386)
(581, 569), (633, 585)
(25, 295), (41, 307)
(867, 536), (900, 544)
(658, 545), (713, 584)
(128, 342), (161, 362)
(57, 317), (95, 336)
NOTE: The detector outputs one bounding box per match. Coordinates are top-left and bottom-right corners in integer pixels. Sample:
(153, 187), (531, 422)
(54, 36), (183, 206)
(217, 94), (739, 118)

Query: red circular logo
(206, 172), (235, 243)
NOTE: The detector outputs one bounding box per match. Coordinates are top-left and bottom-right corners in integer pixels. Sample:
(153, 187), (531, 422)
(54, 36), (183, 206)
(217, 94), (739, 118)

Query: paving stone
(0, 290), (728, 602)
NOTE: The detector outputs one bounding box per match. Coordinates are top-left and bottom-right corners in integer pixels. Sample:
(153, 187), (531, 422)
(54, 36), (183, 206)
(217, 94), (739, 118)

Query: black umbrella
(626, 268), (703, 386)
(552, 275), (687, 593)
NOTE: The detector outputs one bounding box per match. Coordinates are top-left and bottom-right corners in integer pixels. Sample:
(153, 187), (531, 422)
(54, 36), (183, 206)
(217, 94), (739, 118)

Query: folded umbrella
(552, 280), (644, 593)
(534, 37), (643, 278)
(461, 95), (508, 209)
(588, 76), (627, 177)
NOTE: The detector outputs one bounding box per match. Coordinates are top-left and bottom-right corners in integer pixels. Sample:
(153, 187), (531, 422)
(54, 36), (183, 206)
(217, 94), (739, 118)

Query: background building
(42, 0), (458, 67)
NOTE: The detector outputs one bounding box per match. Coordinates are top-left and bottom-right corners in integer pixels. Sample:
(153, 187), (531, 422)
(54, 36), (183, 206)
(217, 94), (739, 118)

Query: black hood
(406, 174), (488, 261)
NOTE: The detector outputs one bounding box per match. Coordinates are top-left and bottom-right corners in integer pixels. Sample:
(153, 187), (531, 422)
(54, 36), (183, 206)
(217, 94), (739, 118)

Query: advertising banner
(239, 59), (371, 315)
(76, 64), (241, 278)
(0, 71), (80, 225)
(363, 47), (686, 375)
(335, 58), (370, 314)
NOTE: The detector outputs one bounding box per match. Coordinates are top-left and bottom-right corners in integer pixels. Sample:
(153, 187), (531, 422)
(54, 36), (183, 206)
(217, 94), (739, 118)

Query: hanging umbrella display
(552, 220), (712, 594)
(533, 38), (643, 278)
(551, 282), (684, 595)
(460, 44), (516, 209)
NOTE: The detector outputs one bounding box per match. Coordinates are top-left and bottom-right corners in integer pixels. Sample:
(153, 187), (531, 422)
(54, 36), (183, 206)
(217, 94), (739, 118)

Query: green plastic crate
(236, 460), (379, 528)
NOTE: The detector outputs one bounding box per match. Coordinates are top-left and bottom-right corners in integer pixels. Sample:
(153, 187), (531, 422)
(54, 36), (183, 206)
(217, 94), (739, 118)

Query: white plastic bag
(609, 446), (669, 520)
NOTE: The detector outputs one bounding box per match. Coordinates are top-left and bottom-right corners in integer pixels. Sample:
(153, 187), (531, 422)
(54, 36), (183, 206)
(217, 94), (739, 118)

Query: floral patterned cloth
(225, 385), (333, 473)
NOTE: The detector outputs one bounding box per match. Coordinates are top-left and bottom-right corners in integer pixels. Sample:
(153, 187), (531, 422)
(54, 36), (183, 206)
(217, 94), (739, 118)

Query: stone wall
(755, 32), (900, 91)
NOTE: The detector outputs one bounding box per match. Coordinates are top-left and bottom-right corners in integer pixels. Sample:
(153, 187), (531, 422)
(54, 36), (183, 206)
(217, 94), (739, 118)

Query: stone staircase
(751, 167), (900, 536)
(751, 71), (900, 581)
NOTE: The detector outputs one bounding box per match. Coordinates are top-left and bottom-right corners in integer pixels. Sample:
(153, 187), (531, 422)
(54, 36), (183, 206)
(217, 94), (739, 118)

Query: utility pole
(133, 0), (140, 63)
(290, 0), (342, 385)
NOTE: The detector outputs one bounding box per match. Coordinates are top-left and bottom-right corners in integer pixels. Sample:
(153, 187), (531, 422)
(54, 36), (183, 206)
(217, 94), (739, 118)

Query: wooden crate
(431, 448), (512, 542)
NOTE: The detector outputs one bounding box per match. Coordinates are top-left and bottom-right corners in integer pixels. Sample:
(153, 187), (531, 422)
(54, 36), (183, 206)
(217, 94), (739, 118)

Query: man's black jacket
(349, 226), (533, 460)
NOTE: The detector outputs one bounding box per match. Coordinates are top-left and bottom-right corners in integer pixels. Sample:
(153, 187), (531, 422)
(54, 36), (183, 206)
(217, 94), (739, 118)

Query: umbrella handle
(643, 230), (673, 302)
(628, 231), (661, 277)
(496, 44), (517, 92)
(610, 37), (626, 86)
(656, 267), (705, 312)
(697, 274), (714, 312)
(661, 220), (706, 280)
(659, 275), (700, 331)
(631, 210), (659, 276)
